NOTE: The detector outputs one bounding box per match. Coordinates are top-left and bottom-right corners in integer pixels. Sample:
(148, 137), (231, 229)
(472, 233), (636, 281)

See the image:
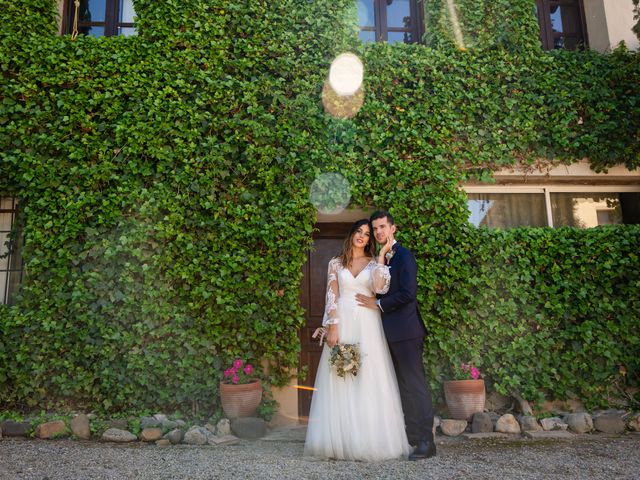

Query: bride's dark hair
(338, 219), (374, 267)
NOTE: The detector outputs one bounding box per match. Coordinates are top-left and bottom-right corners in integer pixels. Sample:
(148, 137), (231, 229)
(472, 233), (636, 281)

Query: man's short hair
(369, 210), (394, 225)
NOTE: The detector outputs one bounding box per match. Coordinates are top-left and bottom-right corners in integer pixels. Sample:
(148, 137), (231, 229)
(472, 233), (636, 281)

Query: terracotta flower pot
(219, 380), (262, 418)
(443, 379), (486, 421)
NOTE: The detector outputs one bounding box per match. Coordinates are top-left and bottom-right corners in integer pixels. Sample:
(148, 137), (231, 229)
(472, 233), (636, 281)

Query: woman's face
(351, 224), (371, 250)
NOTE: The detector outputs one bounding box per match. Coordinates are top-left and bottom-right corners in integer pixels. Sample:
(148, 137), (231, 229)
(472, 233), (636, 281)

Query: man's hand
(356, 293), (378, 310)
(377, 234), (394, 263)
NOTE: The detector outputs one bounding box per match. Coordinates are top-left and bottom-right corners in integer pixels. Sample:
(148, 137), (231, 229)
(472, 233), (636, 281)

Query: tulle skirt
(304, 299), (410, 461)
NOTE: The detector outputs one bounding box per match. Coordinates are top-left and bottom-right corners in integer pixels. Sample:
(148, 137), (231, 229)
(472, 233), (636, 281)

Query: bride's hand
(326, 324), (339, 348)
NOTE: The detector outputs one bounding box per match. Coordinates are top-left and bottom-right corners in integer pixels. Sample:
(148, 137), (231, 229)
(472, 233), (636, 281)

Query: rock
(564, 413), (593, 433)
(156, 438), (171, 446)
(433, 416), (441, 429)
(519, 415), (541, 432)
(440, 419), (468, 437)
(540, 417), (568, 431)
(564, 399), (585, 412)
(208, 434), (240, 446)
(541, 398), (585, 414)
(230, 417), (267, 439)
(102, 428), (137, 443)
(140, 416), (161, 429)
(524, 430), (575, 440)
(485, 392), (511, 413)
(205, 423), (217, 435)
(462, 432), (509, 440)
(161, 419), (178, 430)
(183, 426), (209, 445)
(35, 420), (68, 439)
(511, 392), (533, 415)
(627, 413), (640, 432)
(108, 419), (129, 430)
(175, 419), (186, 427)
(495, 414), (521, 434)
(593, 413), (625, 434)
(471, 412), (494, 433)
(433, 416), (441, 438)
(86, 413), (97, 420)
(488, 411), (501, 428)
(71, 414), (91, 440)
(216, 418), (231, 436)
(140, 427), (163, 442)
(164, 428), (184, 445)
(1, 421), (31, 437)
(153, 414), (169, 423)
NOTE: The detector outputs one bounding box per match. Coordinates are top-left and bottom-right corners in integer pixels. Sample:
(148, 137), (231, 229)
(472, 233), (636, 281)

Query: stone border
(1, 410), (638, 446)
(435, 409), (640, 439)
(0, 413), (270, 446)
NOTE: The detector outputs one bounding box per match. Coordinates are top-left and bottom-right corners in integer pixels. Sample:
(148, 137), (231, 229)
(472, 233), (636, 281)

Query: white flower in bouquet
(329, 343), (361, 379)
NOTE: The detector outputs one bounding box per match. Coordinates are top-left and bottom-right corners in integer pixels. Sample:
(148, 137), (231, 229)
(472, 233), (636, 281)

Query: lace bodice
(322, 258), (391, 326)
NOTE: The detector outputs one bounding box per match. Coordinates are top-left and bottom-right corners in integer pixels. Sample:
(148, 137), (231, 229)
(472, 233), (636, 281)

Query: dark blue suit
(378, 244), (434, 444)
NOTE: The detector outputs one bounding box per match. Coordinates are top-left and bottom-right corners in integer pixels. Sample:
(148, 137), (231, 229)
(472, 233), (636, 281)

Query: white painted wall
(57, 0), (64, 34)
(603, 0), (639, 50)
(584, 0), (639, 51)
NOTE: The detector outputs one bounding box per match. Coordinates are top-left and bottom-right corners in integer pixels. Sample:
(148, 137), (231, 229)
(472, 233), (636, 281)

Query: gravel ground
(1, 433), (639, 479)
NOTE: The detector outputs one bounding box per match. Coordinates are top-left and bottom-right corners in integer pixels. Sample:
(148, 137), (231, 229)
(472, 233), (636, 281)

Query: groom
(356, 210), (436, 460)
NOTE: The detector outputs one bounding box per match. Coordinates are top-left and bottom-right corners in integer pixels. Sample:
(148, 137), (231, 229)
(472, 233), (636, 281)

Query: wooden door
(298, 223), (351, 418)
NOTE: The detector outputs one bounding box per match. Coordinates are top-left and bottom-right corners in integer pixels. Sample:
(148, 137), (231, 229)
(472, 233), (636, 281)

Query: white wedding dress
(304, 258), (410, 461)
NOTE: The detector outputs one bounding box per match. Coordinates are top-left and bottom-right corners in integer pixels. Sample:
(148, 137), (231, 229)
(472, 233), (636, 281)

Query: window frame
(359, 0), (425, 44)
(535, 0), (588, 50)
(0, 197), (24, 306)
(63, 0), (135, 37)
(464, 185), (640, 228)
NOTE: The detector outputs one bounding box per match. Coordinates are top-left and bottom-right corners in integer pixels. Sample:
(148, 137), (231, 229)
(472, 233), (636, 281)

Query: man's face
(371, 217), (396, 245)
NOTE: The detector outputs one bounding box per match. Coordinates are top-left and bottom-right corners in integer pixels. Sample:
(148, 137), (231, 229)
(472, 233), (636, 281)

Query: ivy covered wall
(0, 0), (638, 413)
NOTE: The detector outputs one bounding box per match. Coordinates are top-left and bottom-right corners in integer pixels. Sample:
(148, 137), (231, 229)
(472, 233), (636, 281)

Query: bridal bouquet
(329, 343), (361, 378)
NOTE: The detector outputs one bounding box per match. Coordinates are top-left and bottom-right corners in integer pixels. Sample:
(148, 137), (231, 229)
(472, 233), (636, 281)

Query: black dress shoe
(409, 440), (436, 460)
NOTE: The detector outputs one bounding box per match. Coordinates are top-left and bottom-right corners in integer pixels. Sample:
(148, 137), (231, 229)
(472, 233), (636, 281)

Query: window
(65, 0), (136, 37)
(467, 193), (548, 228)
(466, 187), (640, 228)
(535, 0), (587, 50)
(551, 192), (640, 227)
(358, 0), (424, 44)
(0, 198), (23, 305)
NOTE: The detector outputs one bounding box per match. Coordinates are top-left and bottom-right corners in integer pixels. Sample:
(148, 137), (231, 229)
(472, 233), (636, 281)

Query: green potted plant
(443, 363), (486, 421)
(219, 359), (263, 419)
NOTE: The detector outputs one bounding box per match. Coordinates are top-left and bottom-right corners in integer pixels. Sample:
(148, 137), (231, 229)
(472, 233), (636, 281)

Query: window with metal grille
(358, 0), (424, 44)
(535, 0), (587, 50)
(0, 198), (23, 306)
(64, 0), (136, 37)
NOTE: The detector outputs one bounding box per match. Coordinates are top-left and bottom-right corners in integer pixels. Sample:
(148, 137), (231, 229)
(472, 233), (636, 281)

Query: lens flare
(323, 53), (365, 119)
(293, 385), (317, 392)
(329, 53), (364, 97)
(446, 0), (466, 51)
(322, 80), (364, 119)
(309, 172), (351, 215)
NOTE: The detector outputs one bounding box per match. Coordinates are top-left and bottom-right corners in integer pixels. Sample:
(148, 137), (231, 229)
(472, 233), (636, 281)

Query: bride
(304, 219), (410, 461)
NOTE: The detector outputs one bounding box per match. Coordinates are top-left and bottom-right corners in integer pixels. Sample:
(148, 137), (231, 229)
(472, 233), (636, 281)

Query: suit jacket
(378, 244), (427, 342)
